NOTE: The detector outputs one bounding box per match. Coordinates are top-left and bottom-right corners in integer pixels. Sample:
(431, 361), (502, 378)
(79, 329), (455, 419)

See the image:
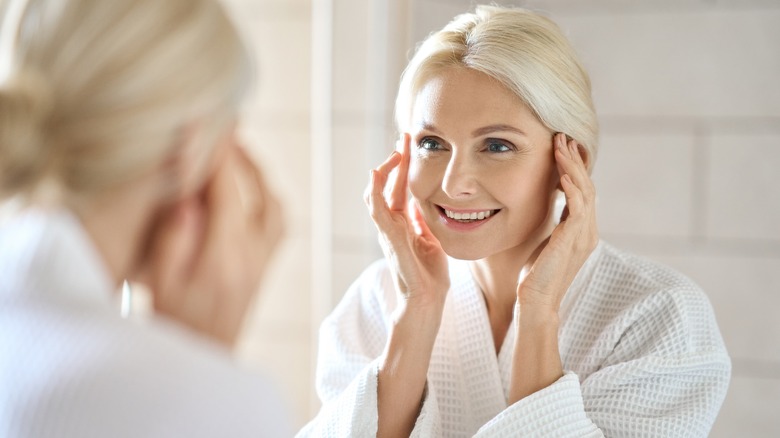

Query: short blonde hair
(0, 0), (250, 203)
(395, 5), (598, 171)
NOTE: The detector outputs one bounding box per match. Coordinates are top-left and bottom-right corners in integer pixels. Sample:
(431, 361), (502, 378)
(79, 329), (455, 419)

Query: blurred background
(221, 0), (780, 435)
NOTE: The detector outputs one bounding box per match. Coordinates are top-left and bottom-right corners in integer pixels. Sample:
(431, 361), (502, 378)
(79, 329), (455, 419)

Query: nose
(441, 151), (477, 198)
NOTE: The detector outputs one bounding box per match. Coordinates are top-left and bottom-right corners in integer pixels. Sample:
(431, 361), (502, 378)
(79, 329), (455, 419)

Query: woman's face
(407, 67), (559, 260)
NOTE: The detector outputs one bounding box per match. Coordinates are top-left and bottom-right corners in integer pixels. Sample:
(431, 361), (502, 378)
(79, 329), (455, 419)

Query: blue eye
(486, 140), (512, 153)
(419, 138), (443, 151)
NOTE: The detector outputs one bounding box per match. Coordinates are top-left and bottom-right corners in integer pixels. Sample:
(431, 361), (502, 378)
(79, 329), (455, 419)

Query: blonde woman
(301, 6), (730, 437)
(0, 0), (290, 436)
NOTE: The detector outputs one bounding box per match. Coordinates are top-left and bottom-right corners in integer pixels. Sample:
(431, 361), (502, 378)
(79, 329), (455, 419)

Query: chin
(438, 239), (491, 261)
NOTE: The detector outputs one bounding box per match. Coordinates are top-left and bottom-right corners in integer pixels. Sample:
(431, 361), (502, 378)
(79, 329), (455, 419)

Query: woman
(0, 0), (290, 436)
(301, 5), (730, 437)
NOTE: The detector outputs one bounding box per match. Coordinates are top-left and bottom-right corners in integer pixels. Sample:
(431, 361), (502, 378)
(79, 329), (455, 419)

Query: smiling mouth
(439, 207), (501, 223)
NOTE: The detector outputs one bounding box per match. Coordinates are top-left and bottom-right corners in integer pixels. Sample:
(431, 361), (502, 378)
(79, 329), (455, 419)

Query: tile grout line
(691, 123), (710, 247)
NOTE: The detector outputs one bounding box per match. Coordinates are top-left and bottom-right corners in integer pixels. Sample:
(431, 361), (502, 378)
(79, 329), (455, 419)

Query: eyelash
(416, 137), (518, 154)
(484, 139), (515, 153)
(418, 137), (445, 151)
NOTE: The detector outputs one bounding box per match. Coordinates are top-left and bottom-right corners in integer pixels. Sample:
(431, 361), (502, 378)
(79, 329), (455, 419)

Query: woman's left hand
(517, 133), (599, 312)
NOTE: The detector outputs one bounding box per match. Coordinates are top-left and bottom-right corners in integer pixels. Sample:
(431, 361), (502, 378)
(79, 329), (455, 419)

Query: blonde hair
(0, 0), (250, 204)
(395, 5), (599, 172)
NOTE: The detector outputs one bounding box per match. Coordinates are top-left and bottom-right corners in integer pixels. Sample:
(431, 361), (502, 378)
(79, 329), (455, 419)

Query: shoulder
(594, 242), (701, 296)
(585, 241), (712, 315)
(585, 242), (726, 359)
(1, 301), (292, 437)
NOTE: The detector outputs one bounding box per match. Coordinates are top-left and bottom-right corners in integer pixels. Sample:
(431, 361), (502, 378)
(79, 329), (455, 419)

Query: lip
(435, 205), (500, 232)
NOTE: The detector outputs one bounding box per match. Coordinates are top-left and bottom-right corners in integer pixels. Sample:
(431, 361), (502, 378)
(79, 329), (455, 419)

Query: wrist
(516, 301), (560, 328)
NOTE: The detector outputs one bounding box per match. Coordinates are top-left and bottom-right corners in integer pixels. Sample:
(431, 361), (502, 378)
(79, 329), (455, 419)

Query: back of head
(0, 0), (250, 205)
(395, 5), (599, 172)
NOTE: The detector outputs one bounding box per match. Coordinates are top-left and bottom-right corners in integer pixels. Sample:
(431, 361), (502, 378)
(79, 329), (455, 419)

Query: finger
(409, 199), (433, 238)
(367, 168), (393, 227)
(232, 146), (284, 235)
(366, 151), (401, 217)
(375, 151), (402, 177)
(199, 149), (240, 258)
(564, 139), (591, 191)
(389, 134), (411, 212)
(147, 200), (204, 307)
(553, 133), (568, 186)
(233, 147), (285, 267)
(560, 173), (584, 218)
(569, 139), (597, 203)
(233, 146), (268, 215)
(554, 136), (590, 196)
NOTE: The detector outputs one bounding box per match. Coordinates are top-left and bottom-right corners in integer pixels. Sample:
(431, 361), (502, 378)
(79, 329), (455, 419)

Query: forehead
(411, 67), (545, 135)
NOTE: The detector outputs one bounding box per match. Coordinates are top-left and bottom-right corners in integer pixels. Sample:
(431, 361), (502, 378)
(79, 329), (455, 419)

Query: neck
(469, 217), (556, 320)
(75, 182), (160, 289)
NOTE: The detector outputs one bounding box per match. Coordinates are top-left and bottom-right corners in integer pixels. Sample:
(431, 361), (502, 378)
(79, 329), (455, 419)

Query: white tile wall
(226, 4), (311, 115)
(710, 375), (780, 437)
(707, 133), (780, 241)
(656, 254), (780, 363)
(331, 0), (372, 114)
(331, 125), (378, 240)
(556, 10), (780, 118)
(593, 133), (695, 238)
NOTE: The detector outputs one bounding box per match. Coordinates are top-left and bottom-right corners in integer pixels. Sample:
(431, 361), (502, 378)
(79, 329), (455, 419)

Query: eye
(419, 137), (444, 151)
(485, 139), (513, 153)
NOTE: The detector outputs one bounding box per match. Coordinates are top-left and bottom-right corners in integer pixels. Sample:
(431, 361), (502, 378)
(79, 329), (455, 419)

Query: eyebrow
(416, 122), (527, 138)
(472, 124), (528, 137)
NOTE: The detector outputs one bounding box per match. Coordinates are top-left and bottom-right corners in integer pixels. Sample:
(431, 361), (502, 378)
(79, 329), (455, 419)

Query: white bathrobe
(0, 210), (292, 438)
(299, 242), (730, 437)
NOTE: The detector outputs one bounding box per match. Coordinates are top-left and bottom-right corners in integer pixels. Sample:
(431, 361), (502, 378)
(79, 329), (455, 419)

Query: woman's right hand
(364, 133), (450, 316)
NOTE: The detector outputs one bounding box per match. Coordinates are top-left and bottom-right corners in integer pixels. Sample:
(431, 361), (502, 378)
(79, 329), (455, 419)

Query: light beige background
(223, 0), (780, 435)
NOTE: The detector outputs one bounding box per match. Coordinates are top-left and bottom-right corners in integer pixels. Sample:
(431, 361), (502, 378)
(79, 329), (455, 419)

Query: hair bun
(0, 66), (55, 196)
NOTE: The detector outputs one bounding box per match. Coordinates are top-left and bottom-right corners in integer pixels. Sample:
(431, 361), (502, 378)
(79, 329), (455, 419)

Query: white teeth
(444, 209), (495, 221)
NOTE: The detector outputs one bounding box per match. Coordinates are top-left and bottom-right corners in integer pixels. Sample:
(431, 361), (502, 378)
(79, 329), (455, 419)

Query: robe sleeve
(475, 286), (731, 437)
(296, 261), (440, 436)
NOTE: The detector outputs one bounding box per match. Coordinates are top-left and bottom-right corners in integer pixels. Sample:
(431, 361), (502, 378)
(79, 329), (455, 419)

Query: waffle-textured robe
(0, 210), (292, 438)
(299, 241), (730, 437)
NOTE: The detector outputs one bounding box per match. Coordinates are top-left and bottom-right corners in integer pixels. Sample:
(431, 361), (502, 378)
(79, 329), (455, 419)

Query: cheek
(494, 166), (556, 211)
(408, 156), (434, 200)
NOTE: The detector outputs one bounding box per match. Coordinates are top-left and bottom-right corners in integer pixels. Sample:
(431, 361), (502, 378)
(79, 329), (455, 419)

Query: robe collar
(0, 208), (116, 309)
